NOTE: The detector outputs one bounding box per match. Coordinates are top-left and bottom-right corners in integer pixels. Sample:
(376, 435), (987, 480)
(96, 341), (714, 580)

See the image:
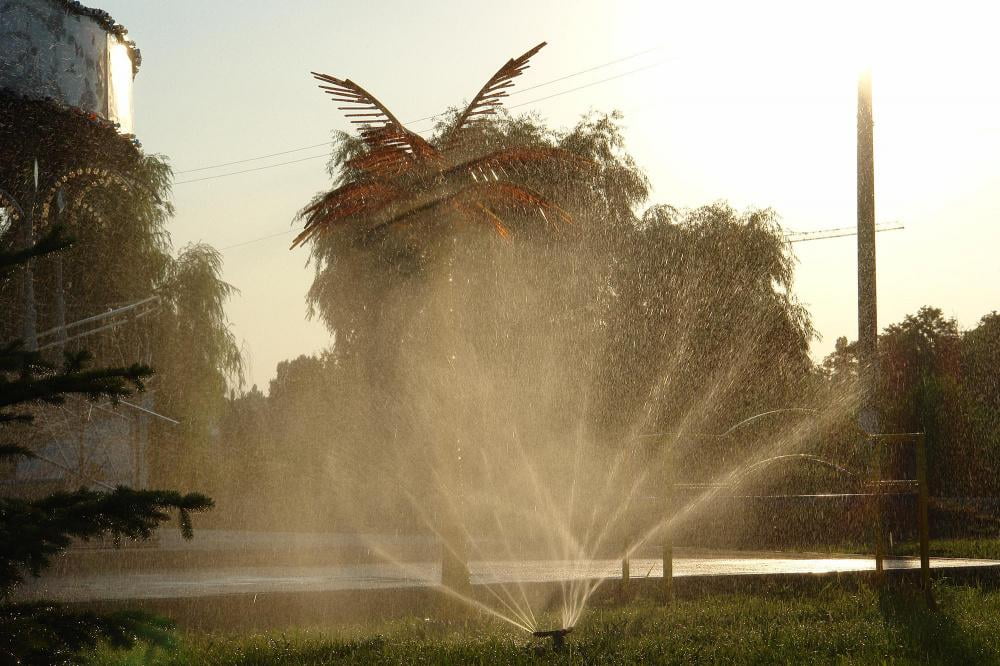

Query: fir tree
(0, 226), (212, 664)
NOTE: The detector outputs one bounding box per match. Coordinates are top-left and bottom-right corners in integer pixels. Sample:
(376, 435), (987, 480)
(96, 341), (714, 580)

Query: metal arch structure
(3, 165), (154, 352)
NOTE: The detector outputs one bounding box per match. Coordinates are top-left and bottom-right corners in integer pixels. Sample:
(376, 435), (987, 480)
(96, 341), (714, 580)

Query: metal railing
(652, 431), (931, 603)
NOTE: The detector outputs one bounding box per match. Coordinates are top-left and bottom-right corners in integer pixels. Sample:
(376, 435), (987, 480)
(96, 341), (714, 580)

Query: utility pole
(857, 71), (877, 422)
(857, 71), (884, 572)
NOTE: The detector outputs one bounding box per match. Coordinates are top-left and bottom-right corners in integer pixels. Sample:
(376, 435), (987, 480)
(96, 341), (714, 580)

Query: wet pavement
(16, 552), (1000, 602)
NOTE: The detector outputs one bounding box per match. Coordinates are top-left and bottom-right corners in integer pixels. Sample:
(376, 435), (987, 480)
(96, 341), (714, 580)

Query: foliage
(4, 603), (172, 666)
(150, 243), (244, 490)
(0, 235), (212, 664)
(596, 202), (816, 440)
(822, 306), (1000, 499)
(0, 486), (210, 590)
(213, 351), (379, 531)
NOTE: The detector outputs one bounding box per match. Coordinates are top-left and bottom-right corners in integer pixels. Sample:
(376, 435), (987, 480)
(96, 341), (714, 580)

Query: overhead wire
(174, 153), (331, 185)
(173, 45), (666, 182)
(174, 142), (331, 174)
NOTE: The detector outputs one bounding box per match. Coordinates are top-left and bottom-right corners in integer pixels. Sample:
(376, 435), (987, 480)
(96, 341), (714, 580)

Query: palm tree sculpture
(293, 42), (589, 247)
(295, 43), (590, 592)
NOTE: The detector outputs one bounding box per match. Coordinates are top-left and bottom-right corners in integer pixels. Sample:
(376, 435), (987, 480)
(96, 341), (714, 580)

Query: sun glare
(108, 37), (135, 135)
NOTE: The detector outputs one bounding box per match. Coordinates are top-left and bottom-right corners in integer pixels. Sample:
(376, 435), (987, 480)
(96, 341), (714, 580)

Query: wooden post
(621, 543), (630, 585)
(662, 441), (674, 602)
(915, 432), (932, 603)
(874, 435), (886, 579)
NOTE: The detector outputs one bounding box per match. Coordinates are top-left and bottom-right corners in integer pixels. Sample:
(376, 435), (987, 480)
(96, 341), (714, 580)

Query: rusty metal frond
(376, 181), (571, 234)
(444, 147), (592, 182)
(445, 42), (547, 141)
(292, 180), (396, 247)
(297, 42), (577, 246)
(346, 127), (444, 177)
(311, 72), (438, 161)
(450, 200), (512, 238)
(462, 181), (572, 226)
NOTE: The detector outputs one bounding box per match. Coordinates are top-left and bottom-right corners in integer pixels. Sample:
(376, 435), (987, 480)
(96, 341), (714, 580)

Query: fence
(627, 431), (931, 602)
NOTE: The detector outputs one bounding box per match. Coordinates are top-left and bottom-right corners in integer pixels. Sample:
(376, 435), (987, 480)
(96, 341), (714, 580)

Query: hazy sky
(99, 0), (1000, 391)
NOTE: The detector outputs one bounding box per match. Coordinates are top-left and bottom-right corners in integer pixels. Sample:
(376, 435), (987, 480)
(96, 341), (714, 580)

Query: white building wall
(0, 0), (136, 133)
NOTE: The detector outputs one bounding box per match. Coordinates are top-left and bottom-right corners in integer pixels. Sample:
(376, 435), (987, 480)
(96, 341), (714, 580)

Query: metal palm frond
(311, 73), (439, 165)
(297, 41), (587, 248)
(446, 42), (547, 142)
(292, 181), (397, 247)
(444, 147), (592, 183)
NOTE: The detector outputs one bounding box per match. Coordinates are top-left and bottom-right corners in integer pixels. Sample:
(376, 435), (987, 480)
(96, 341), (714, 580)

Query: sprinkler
(533, 627), (573, 650)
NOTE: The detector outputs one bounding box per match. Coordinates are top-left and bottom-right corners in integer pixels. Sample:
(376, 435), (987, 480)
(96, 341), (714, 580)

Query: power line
(218, 228), (296, 252)
(174, 142), (331, 174)
(174, 153), (330, 185)
(402, 45), (662, 126)
(509, 59), (667, 111)
(174, 58), (668, 186)
(786, 222), (903, 243)
(173, 45), (664, 178)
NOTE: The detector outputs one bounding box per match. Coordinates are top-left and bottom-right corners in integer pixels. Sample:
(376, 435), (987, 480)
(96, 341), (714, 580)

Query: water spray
(533, 627), (573, 650)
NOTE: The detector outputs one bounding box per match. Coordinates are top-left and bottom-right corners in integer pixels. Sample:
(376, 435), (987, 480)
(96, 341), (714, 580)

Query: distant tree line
(823, 307), (1000, 498)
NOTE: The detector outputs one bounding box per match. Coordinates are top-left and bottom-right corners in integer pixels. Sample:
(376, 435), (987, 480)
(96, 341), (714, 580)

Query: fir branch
(0, 603), (173, 664)
(0, 487), (213, 590)
(0, 444), (33, 460)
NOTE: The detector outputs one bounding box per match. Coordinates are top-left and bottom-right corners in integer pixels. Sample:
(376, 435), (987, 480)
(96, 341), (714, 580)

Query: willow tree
(596, 203), (817, 442)
(151, 243), (244, 492)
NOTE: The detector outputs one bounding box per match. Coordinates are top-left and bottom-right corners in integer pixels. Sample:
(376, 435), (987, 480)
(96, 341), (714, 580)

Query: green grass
(88, 584), (1000, 665)
(896, 538), (1000, 561)
(782, 537), (1000, 561)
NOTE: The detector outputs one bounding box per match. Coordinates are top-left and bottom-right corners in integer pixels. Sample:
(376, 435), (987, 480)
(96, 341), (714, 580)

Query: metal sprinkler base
(533, 627), (573, 650)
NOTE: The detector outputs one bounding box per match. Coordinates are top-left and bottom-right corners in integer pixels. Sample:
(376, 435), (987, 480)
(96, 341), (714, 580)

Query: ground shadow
(878, 585), (989, 664)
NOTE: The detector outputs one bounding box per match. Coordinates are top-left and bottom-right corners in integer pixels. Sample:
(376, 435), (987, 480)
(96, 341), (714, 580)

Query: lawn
(88, 583), (1000, 665)
(896, 538), (1000, 562)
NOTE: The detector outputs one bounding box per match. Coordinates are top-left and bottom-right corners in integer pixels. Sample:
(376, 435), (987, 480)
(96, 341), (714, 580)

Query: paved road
(16, 553), (1000, 602)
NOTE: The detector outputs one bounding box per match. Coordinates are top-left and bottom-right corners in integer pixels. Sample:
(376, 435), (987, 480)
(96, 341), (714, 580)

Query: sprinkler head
(533, 627), (573, 650)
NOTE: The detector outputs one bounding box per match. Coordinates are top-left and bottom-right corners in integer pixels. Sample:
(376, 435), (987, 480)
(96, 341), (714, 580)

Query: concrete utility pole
(857, 71), (885, 572)
(857, 71), (878, 433)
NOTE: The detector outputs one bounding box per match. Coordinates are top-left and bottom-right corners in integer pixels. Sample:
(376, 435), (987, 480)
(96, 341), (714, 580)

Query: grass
(88, 583), (1000, 665)
(896, 538), (1000, 561)
(777, 537), (1000, 561)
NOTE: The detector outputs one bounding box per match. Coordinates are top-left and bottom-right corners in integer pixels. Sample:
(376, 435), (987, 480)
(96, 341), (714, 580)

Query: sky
(99, 0), (1000, 391)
